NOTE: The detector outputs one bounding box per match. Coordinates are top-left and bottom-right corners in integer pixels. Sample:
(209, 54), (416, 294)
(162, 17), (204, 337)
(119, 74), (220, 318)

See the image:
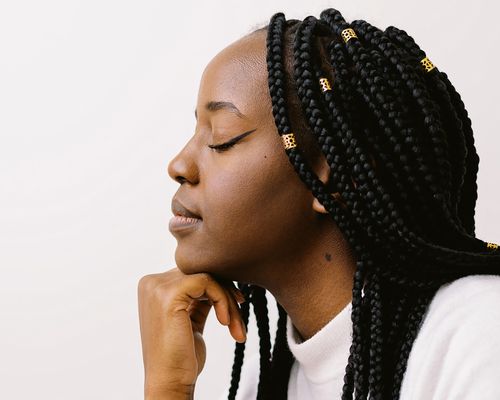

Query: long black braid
(227, 283), (252, 400)
(225, 8), (500, 400)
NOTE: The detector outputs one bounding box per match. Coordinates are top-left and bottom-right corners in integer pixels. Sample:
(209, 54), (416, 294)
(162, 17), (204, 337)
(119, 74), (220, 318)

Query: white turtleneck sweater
(216, 274), (500, 399)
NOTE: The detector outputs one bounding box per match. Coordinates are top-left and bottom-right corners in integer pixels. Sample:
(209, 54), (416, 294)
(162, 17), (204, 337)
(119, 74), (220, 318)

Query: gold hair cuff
(420, 56), (435, 72)
(341, 28), (358, 43)
(281, 133), (297, 150)
(486, 242), (499, 250)
(319, 77), (332, 92)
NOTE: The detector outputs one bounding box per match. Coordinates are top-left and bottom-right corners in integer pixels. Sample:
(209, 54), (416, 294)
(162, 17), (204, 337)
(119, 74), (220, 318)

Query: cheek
(204, 155), (313, 261)
(204, 160), (274, 243)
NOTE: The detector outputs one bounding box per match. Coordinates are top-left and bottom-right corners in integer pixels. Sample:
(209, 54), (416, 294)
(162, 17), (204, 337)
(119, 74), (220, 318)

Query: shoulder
(420, 274), (500, 333)
(430, 273), (500, 307)
(216, 352), (260, 400)
(401, 274), (500, 399)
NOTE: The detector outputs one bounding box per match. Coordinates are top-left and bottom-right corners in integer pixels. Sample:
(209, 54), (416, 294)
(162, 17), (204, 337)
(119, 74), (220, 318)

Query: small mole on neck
(325, 252), (332, 262)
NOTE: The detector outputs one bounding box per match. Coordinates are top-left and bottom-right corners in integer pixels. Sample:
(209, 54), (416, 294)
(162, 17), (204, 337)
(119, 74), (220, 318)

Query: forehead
(196, 31), (270, 119)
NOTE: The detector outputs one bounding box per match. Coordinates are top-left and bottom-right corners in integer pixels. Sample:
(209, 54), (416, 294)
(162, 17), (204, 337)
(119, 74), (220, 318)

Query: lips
(171, 197), (202, 220)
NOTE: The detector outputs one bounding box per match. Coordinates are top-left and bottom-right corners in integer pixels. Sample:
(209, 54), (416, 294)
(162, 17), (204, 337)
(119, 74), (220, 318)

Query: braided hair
(225, 8), (500, 400)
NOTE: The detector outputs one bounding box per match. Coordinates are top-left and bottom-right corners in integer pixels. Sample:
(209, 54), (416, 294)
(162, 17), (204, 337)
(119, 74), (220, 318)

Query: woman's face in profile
(167, 30), (321, 283)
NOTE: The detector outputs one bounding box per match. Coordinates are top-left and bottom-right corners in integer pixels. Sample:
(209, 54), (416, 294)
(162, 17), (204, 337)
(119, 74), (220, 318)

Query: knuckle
(197, 272), (212, 284)
(137, 267), (180, 294)
(151, 283), (170, 303)
(137, 274), (155, 294)
(138, 274), (171, 303)
(179, 273), (219, 300)
(188, 273), (213, 292)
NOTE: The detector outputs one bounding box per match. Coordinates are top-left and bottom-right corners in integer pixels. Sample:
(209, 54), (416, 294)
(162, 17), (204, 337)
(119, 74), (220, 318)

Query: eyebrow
(194, 101), (247, 120)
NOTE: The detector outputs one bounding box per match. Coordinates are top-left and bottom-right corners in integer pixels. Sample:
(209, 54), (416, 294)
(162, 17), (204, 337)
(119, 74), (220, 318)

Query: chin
(174, 248), (214, 276)
(174, 248), (244, 285)
(174, 254), (201, 275)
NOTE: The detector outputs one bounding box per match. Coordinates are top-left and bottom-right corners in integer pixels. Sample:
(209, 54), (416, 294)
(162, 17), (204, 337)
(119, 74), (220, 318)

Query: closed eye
(207, 128), (257, 153)
(208, 141), (235, 152)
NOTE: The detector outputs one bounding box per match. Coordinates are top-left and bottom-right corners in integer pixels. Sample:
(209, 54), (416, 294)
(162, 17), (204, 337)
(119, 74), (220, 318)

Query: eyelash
(206, 128), (257, 153)
(207, 140), (236, 153)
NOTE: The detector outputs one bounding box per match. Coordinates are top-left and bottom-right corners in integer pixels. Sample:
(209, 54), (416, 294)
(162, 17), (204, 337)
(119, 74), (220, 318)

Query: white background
(1, 0), (499, 399)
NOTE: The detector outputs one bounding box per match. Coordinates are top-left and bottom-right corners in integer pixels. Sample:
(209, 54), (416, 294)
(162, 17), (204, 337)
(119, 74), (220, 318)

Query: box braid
(251, 286), (272, 396)
(319, 12), (459, 251)
(293, 11), (482, 275)
(348, 19), (468, 235)
(382, 25), (479, 236)
(227, 283), (251, 400)
(223, 8), (500, 400)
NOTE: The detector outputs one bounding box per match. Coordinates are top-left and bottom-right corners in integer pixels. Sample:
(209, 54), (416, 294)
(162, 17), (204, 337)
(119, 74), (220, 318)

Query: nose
(167, 136), (200, 185)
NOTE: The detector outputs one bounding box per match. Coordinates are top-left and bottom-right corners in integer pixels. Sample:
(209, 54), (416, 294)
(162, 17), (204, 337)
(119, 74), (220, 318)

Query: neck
(259, 217), (356, 341)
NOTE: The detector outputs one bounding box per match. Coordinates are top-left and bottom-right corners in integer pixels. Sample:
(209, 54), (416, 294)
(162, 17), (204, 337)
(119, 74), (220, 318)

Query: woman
(137, 8), (500, 400)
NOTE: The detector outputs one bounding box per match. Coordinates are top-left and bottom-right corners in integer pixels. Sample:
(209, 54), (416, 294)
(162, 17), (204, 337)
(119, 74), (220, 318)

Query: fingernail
(234, 289), (246, 303)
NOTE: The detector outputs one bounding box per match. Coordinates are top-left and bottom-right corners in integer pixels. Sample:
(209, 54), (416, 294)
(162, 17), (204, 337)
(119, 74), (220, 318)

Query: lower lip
(169, 215), (202, 232)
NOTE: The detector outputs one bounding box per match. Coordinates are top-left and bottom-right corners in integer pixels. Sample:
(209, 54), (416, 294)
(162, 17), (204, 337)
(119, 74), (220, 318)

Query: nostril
(175, 176), (186, 184)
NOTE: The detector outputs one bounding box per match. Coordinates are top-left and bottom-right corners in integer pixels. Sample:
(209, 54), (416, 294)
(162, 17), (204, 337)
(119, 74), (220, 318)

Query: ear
(312, 196), (328, 214)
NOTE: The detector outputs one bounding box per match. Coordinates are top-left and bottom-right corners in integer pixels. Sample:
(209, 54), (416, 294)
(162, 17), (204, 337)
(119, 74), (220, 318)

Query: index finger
(173, 274), (232, 327)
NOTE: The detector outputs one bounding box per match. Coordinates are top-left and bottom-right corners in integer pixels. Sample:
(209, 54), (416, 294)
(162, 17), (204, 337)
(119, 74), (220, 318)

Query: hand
(137, 267), (247, 397)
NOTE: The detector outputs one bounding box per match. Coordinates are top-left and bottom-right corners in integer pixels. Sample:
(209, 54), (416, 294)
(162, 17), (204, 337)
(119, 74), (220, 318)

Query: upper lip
(171, 197), (202, 219)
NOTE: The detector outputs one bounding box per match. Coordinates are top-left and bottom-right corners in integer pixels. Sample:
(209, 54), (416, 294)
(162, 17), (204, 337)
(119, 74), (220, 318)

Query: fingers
(176, 274), (247, 342)
(213, 279), (247, 343)
(178, 274), (230, 325)
(140, 270), (248, 344)
(224, 287), (247, 343)
(186, 298), (213, 335)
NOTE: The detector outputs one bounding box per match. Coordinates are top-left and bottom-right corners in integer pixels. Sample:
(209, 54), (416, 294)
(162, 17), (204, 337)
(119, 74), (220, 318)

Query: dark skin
(167, 29), (356, 341)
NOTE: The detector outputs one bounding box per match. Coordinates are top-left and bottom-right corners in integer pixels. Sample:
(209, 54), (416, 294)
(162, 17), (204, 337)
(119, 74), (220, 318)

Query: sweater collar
(286, 301), (353, 384)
